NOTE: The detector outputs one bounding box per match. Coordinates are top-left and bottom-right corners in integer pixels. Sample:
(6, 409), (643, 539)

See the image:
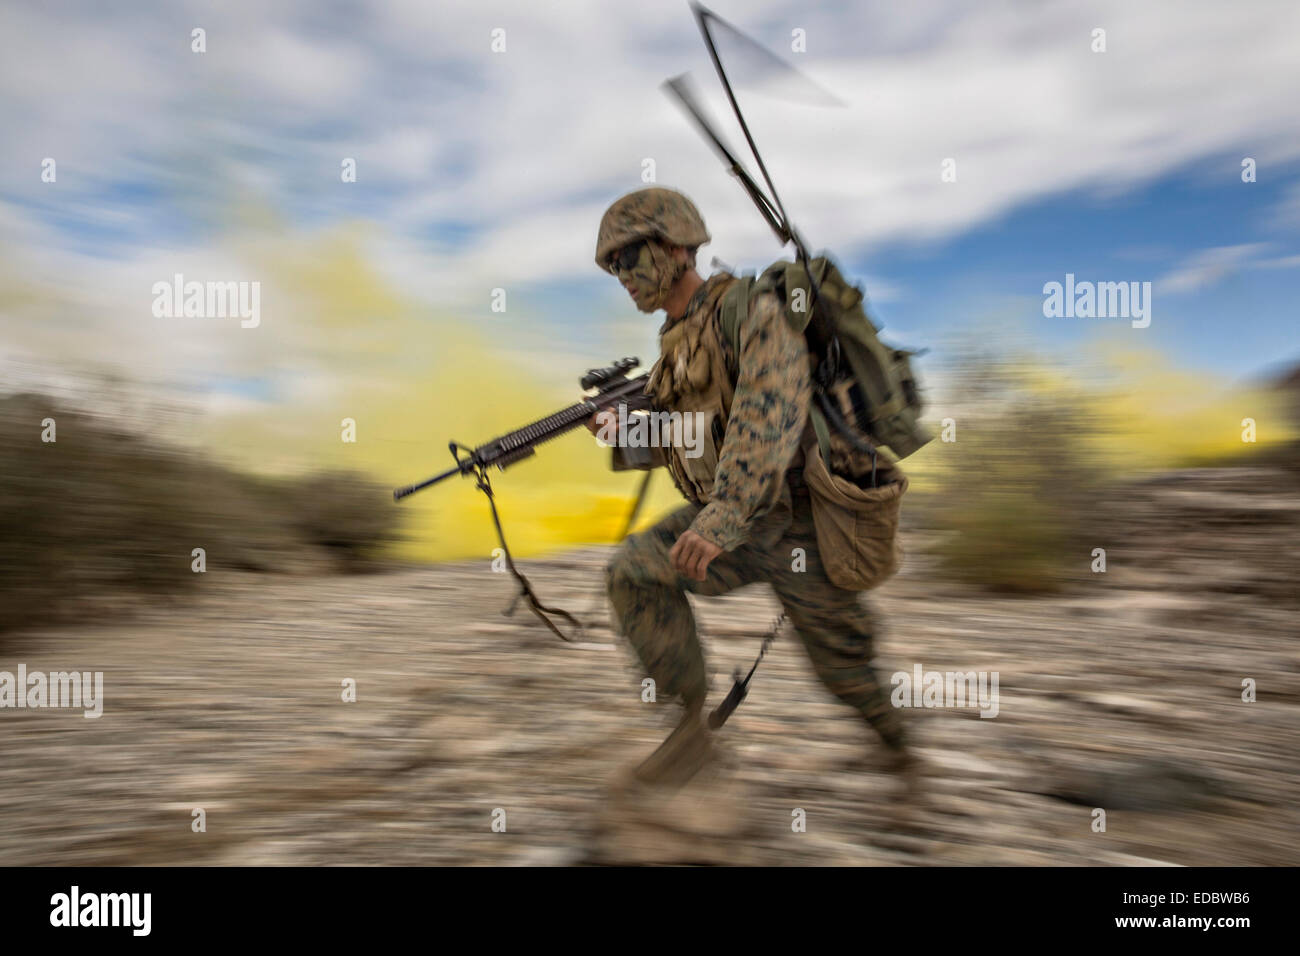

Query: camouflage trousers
(604, 494), (906, 750)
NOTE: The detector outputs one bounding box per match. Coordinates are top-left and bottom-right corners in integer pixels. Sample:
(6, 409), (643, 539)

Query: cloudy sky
(2, 0), (1297, 453)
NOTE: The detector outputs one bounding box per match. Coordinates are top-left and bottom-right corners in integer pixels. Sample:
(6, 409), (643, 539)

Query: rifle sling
(472, 465), (582, 643)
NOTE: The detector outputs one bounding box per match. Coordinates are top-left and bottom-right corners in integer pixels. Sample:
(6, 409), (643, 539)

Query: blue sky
(849, 158), (1300, 379)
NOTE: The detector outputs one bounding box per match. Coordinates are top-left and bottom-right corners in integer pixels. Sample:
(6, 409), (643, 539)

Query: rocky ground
(1, 466), (1296, 866)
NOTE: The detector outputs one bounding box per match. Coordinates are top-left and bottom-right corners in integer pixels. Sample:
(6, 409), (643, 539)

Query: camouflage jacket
(613, 272), (812, 551)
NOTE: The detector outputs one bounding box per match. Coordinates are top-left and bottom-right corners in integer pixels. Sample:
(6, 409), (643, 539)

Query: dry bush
(0, 393), (399, 634)
(924, 354), (1108, 594)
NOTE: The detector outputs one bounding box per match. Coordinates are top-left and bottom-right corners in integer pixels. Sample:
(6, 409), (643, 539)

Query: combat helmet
(595, 187), (710, 273)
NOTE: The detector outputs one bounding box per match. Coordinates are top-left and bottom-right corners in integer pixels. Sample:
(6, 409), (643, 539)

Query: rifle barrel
(393, 461), (465, 501)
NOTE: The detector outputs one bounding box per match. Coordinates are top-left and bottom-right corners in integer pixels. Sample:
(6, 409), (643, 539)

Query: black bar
(0, 866), (1282, 942)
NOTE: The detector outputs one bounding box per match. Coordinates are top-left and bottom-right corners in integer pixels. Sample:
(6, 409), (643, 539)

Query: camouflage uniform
(596, 189), (905, 752)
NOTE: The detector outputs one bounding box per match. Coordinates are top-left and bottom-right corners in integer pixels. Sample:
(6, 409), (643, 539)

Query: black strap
(814, 389), (880, 488)
(707, 613), (786, 729)
(471, 464), (583, 643)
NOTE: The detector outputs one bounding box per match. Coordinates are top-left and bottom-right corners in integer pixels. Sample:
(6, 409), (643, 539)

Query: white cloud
(1156, 242), (1300, 294)
(1256, 254), (1300, 270)
(1268, 182), (1300, 230)
(1155, 244), (1270, 294)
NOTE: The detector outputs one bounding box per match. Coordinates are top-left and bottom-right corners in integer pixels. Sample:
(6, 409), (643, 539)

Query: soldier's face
(611, 239), (675, 313)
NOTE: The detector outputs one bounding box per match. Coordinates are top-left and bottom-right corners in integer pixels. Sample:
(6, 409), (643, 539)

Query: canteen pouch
(800, 430), (907, 590)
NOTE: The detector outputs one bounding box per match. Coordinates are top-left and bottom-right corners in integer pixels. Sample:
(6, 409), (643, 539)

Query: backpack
(719, 256), (932, 463)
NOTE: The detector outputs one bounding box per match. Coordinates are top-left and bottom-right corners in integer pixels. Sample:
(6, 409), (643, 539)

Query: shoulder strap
(719, 274), (753, 357)
(718, 268), (833, 466)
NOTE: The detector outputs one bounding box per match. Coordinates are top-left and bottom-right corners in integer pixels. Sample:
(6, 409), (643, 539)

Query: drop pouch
(800, 429), (907, 590)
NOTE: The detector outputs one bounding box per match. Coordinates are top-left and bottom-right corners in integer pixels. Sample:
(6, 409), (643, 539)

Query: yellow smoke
(198, 230), (681, 562)
(902, 343), (1294, 484)
(1082, 344), (1293, 468)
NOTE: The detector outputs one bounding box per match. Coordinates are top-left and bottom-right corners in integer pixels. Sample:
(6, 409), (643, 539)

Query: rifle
(393, 357), (649, 501)
(393, 357), (652, 641)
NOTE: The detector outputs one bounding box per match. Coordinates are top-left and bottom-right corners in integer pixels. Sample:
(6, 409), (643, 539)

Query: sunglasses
(607, 239), (647, 273)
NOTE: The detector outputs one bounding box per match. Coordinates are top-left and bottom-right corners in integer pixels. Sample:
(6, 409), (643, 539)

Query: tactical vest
(643, 271), (905, 590)
(644, 274), (738, 504)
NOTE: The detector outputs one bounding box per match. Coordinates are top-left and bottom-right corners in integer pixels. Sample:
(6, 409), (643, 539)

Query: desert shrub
(269, 470), (401, 572)
(0, 393), (400, 634)
(925, 354), (1107, 593)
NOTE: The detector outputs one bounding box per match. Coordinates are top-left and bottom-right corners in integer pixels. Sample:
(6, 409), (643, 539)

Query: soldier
(590, 186), (916, 786)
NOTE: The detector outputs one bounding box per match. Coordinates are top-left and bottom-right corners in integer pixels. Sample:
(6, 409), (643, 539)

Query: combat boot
(632, 707), (716, 788)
